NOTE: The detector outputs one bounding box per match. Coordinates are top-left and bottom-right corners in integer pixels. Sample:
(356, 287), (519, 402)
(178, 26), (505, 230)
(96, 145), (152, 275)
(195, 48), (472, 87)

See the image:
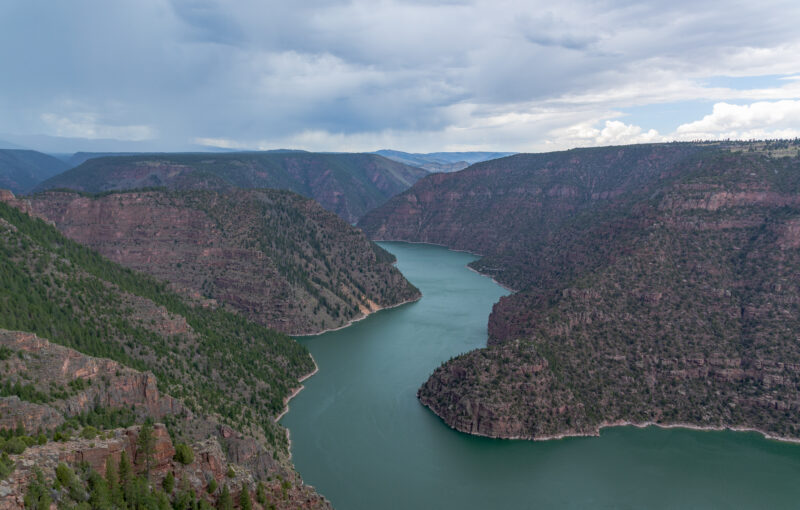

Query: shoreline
(374, 238), (518, 293)
(465, 264), (515, 292)
(275, 355), (319, 423)
(279, 290), (421, 457)
(421, 402), (800, 445)
(292, 294), (421, 338)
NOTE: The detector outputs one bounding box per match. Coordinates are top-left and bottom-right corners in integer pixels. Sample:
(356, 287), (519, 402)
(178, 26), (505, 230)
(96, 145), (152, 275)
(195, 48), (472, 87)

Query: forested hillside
(11, 188), (419, 335)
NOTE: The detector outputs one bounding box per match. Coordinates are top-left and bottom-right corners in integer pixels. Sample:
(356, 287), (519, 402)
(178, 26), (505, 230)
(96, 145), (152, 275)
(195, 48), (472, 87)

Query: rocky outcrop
(0, 331), (330, 509)
(0, 424), (330, 510)
(0, 398), (64, 432)
(0, 330), (187, 424)
(4, 189), (419, 335)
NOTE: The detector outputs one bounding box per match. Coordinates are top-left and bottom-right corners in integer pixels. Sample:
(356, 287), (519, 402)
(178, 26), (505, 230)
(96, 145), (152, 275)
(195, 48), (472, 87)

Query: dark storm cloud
(0, 0), (798, 152)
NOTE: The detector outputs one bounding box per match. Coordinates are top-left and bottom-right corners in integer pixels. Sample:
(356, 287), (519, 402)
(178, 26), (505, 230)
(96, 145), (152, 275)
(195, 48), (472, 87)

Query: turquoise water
(282, 242), (800, 509)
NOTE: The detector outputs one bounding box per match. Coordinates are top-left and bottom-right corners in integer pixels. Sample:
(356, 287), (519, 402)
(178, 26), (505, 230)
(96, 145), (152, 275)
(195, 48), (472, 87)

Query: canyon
(361, 141), (800, 441)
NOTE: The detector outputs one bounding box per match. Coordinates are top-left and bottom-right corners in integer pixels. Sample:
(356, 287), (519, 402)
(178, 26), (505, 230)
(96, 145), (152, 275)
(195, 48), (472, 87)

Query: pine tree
(255, 482), (267, 506)
(136, 421), (156, 479)
(217, 485), (233, 510)
(88, 470), (112, 510)
(240, 485), (252, 510)
(163, 471), (175, 494)
(106, 457), (126, 509)
(119, 450), (134, 503)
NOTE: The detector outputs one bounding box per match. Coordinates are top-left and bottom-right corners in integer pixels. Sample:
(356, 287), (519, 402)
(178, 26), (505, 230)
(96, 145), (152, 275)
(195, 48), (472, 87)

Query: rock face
(10, 188), (419, 335)
(0, 330), (330, 510)
(367, 140), (800, 440)
(0, 329), (187, 430)
(0, 424), (329, 510)
(33, 152), (428, 223)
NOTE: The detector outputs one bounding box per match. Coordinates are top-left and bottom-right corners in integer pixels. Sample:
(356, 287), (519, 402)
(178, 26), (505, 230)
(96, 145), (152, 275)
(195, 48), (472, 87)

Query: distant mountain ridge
(0, 149), (70, 194)
(374, 150), (515, 172)
(361, 140), (800, 442)
(34, 152), (428, 222)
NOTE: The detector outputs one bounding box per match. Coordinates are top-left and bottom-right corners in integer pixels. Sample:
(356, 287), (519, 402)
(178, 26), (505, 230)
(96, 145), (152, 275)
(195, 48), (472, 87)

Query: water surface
(282, 242), (800, 509)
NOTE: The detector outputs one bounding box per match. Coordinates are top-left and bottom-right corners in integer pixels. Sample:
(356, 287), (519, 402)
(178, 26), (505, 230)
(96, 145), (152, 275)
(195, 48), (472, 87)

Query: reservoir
(282, 242), (800, 509)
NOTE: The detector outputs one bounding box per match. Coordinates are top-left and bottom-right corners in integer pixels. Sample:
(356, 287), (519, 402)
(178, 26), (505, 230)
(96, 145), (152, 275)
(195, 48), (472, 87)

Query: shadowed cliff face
(365, 141), (800, 440)
(33, 152), (428, 223)
(8, 189), (420, 335)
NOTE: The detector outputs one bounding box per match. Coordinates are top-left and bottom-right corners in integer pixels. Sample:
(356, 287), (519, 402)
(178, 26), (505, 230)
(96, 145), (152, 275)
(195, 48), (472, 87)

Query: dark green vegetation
(34, 152), (428, 222)
(21, 188), (419, 335)
(362, 140), (800, 440)
(0, 149), (69, 194)
(0, 200), (313, 449)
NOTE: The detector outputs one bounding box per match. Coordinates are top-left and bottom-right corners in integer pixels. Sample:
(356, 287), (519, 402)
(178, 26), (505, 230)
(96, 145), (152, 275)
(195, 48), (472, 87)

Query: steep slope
(0, 330), (329, 510)
(34, 152), (428, 222)
(361, 143), (708, 288)
(0, 150), (69, 194)
(10, 188), (419, 335)
(0, 198), (319, 454)
(365, 141), (800, 441)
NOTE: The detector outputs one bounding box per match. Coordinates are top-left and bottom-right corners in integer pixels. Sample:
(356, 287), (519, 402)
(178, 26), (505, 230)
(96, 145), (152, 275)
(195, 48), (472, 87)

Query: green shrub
(2, 437), (26, 455)
(80, 426), (99, 439)
(207, 479), (218, 494)
(174, 443), (194, 465)
(0, 452), (14, 480)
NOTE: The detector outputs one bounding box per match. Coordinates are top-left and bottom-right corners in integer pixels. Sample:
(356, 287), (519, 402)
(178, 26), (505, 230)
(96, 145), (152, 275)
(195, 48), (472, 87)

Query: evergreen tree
(217, 485), (233, 510)
(136, 421), (156, 479)
(162, 471), (175, 494)
(255, 482), (267, 506)
(240, 484), (251, 510)
(88, 469), (112, 510)
(106, 456), (126, 509)
(119, 450), (134, 503)
(23, 468), (51, 510)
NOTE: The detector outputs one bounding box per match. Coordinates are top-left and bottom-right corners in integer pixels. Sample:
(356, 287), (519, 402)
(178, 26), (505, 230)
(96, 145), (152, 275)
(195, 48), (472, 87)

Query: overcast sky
(1, 0), (799, 153)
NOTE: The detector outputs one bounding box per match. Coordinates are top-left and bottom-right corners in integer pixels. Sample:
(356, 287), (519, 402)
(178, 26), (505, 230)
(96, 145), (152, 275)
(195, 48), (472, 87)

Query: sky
(1, 0), (799, 153)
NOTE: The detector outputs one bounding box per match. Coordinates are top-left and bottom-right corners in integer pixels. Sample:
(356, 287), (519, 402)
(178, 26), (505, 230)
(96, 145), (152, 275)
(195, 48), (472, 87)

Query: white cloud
(674, 100), (800, 140)
(40, 113), (155, 141)
(548, 120), (663, 148)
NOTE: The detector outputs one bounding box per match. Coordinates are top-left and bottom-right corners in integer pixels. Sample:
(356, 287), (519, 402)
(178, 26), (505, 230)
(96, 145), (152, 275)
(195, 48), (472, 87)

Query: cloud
(0, 1), (799, 152)
(674, 100), (800, 139)
(40, 113), (155, 141)
(539, 100), (800, 151)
